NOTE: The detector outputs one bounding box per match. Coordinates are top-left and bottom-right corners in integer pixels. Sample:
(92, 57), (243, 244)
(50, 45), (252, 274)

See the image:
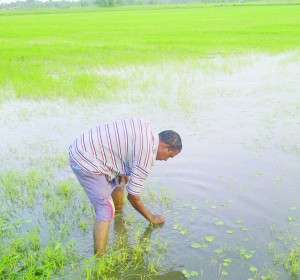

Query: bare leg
(111, 187), (124, 212)
(93, 220), (110, 256)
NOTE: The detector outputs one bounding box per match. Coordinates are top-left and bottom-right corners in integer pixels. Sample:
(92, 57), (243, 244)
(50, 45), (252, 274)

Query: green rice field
(0, 1), (300, 99)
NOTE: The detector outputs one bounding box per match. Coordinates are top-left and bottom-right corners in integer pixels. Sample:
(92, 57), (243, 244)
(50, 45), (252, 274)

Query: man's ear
(165, 144), (171, 151)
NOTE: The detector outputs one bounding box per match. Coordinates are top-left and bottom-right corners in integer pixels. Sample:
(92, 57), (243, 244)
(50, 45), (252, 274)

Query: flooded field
(1, 52), (300, 279)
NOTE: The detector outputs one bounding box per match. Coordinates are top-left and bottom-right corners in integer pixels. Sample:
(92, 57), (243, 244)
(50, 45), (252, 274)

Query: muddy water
(1, 52), (300, 279)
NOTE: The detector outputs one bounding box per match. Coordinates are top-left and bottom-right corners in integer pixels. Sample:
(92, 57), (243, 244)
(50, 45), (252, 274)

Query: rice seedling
(0, 206), (15, 238)
(0, 169), (50, 209)
(260, 269), (280, 280)
(76, 219), (168, 279)
(0, 226), (78, 279)
(142, 184), (176, 212)
(279, 248), (300, 277)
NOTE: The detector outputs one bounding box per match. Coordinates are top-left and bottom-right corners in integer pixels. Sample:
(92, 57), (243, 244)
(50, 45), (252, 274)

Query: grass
(0, 2), (300, 99)
(0, 169), (50, 208)
(0, 151), (175, 279)
(0, 228), (78, 279)
(78, 221), (168, 279)
(272, 247), (300, 279)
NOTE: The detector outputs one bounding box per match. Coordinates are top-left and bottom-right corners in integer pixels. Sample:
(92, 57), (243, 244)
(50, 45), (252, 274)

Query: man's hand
(149, 214), (165, 225)
(118, 175), (129, 186)
(127, 193), (165, 225)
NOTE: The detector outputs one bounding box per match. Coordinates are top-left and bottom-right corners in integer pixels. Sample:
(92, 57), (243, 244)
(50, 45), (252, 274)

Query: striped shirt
(69, 118), (159, 196)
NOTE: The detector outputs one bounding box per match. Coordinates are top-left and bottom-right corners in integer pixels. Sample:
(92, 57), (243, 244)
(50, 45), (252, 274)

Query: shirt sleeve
(126, 164), (150, 196)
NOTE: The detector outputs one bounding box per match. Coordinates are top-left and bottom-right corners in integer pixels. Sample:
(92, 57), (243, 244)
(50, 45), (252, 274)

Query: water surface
(1, 52), (299, 279)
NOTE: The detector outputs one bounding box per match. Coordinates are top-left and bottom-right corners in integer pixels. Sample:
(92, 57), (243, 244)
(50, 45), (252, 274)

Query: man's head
(156, 130), (182, 161)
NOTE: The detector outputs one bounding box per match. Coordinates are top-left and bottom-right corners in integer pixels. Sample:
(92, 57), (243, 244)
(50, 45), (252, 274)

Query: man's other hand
(118, 175), (129, 186)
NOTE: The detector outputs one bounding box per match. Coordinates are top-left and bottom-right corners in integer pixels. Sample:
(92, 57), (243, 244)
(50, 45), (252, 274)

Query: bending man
(69, 118), (182, 256)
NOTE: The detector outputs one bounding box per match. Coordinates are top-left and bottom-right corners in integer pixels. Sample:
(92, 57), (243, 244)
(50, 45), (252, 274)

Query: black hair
(158, 130), (182, 151)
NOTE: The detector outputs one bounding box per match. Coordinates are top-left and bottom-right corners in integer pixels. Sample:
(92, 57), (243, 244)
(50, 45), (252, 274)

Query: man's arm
(127, 193), (165, 224)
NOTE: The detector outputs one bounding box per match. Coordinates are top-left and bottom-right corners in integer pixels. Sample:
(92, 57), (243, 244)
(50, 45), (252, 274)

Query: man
(69, 118), (182, 256)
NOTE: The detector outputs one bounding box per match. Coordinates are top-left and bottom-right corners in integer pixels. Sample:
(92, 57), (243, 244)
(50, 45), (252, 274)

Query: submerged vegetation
(0, 155), (175, 279)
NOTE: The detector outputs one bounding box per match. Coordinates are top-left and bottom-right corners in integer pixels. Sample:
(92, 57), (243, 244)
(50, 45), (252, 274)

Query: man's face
(156, 143), (180, 161)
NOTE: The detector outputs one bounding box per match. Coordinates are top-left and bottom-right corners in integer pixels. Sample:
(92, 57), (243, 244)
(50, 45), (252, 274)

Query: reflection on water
(0, 52), (300, 279)
(111, 214), (186, 280)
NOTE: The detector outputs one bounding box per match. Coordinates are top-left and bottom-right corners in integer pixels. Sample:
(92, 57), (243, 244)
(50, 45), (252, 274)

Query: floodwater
(1, 52), (300, 279)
